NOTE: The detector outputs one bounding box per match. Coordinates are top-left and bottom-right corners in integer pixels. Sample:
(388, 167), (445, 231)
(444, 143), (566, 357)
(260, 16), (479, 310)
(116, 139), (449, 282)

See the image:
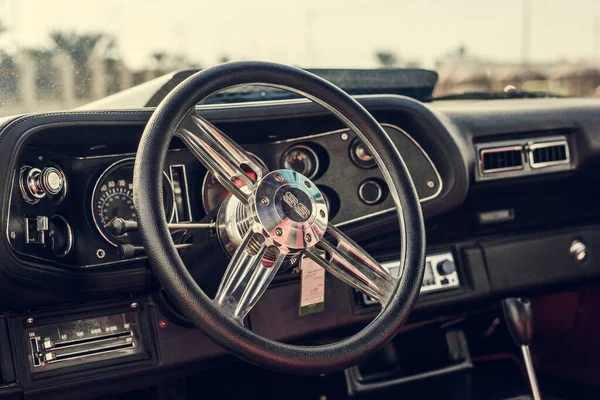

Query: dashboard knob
(437, 259), (456, 275)
(40, 167), (65, 195)
(569, 239), (587, 262)
(358, 179), (384, 205)
(23, 167), (46, 201)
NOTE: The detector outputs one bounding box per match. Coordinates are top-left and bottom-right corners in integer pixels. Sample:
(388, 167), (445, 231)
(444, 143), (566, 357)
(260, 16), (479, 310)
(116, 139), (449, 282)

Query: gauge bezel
(201, 152), (268, 214)
(349, 138), (377, 169)
(49, 214), (74, 257)
(280, 144), (320, 180)
(91, 158), (176, 247)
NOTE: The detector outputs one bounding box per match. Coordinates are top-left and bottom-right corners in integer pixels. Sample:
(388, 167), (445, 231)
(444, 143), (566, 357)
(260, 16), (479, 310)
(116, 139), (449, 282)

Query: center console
(345, 327), (472, 396)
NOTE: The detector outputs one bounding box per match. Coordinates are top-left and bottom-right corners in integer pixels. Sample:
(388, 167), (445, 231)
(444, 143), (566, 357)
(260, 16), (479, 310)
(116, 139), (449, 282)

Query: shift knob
(502, 297), (534, 346)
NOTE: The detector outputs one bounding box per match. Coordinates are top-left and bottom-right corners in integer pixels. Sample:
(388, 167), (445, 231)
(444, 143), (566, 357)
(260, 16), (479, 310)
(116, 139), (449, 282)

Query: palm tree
(0, 20), (17, 98)
(50, 31), (103, 98)
(26, 49), (54, 65)
(152, 51), (167, 66)
(26, 48), (56, 98)
(375, 51), (399, 68)
(149, 51), (170, 78)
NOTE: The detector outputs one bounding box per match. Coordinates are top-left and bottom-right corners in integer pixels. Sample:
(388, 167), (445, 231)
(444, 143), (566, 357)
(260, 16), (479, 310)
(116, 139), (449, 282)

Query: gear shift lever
(502, 298), (542, 400)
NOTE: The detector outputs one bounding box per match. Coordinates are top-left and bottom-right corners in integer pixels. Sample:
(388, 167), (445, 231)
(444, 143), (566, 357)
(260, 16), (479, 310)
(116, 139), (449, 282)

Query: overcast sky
(1, 0), (600, 69)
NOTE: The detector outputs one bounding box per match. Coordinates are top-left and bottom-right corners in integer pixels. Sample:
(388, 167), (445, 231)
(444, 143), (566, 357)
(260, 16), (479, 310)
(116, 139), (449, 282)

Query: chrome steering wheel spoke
(176, 112), (268, 204)
(214, 229), (285, 323)
(176, 111), (396, 315)
(306, 225), (397, 306)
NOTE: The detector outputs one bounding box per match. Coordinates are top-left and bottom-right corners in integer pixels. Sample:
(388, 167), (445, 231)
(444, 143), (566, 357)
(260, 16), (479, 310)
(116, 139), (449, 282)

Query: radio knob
(437, 259), (456, 276)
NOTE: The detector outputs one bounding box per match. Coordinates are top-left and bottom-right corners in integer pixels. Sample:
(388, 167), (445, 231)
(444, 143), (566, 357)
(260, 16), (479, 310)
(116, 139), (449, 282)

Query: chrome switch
(25, 216), (48, 245)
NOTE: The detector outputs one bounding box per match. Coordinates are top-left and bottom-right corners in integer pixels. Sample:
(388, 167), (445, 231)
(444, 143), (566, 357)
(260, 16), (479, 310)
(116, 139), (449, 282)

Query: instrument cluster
(7, 123), (439, 270)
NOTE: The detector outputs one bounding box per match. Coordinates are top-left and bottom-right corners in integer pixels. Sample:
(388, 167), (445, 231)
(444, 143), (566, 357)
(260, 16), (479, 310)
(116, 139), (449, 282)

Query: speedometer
(91, 159), (175, 246)
(98, 187), (136, 229)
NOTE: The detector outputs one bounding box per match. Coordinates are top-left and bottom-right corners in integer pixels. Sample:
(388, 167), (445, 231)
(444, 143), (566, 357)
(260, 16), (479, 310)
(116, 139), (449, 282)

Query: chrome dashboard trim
(169, 164), (193, 222)
(197, 97), (314, 110)
(72, 147), (187, 161)
(382, 123), (443, 202)
(335, 207), (395, 227)
(358, 180), (383, 205)
(5, 171), (17, 251)
(479, 146), (525, 175)
(270, 127), (351, 145)
(193, 93), (401, 111)
(527, 139), (570, 169)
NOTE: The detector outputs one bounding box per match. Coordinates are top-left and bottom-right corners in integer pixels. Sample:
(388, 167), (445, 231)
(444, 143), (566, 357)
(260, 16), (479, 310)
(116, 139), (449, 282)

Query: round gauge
(281, 145), (319, 179)
(201, 153), (267, 214)
(92, 159), (175, 247)
(349, 138), (376, 169)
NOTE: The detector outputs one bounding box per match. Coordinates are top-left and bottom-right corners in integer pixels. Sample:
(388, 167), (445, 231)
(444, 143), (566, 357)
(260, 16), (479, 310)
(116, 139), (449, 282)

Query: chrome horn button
(255, 170), (327, 250)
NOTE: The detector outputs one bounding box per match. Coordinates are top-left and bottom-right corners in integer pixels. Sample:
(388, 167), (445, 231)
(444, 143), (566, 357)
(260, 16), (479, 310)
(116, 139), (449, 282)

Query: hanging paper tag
(299, 256), (325, 316)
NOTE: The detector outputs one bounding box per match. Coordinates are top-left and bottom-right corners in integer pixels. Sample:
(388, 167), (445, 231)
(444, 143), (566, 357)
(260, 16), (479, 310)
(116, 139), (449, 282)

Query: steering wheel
(134, 61), (426, 374)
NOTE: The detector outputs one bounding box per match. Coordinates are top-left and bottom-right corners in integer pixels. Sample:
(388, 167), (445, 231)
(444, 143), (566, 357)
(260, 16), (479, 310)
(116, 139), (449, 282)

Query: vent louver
(529, 140), (569, 168)
(480, 146), (523, 174)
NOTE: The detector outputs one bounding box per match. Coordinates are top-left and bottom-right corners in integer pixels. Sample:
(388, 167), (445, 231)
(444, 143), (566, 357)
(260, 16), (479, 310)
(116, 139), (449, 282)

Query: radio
(25, 311), (146, 373)
(361, 252), (460, 305)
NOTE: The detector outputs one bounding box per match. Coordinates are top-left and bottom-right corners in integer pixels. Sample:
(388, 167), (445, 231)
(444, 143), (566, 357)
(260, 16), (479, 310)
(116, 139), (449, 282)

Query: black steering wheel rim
(134, 61), (426, 374)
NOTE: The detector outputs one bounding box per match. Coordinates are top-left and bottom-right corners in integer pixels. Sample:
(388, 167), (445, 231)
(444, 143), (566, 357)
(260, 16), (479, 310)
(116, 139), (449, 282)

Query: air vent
(480, 146), (523, 174)
(528, 140), (569, 168)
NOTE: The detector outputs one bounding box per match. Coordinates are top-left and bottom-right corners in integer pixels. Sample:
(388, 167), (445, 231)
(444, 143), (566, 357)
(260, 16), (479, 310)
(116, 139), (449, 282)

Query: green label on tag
(299, 256), (325, 316)
(300, 302), (325, 316)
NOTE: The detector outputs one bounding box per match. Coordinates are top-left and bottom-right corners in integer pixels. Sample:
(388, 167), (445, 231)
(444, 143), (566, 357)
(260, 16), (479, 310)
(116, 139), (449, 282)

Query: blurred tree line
(375, 50), (422, 68)
(0, 20), (203, 101)
(0, 16), (418, 101)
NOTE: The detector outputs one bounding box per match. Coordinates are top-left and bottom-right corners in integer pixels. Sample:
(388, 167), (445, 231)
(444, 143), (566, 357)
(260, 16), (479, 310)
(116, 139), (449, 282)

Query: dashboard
(5, 117), (443, 270)
(2, 94), (600, 397)
(3, 95), (600, 300)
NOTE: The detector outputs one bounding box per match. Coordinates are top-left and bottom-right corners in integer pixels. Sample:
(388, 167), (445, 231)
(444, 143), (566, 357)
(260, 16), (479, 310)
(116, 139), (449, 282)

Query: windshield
(1, 0), (599, 116)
